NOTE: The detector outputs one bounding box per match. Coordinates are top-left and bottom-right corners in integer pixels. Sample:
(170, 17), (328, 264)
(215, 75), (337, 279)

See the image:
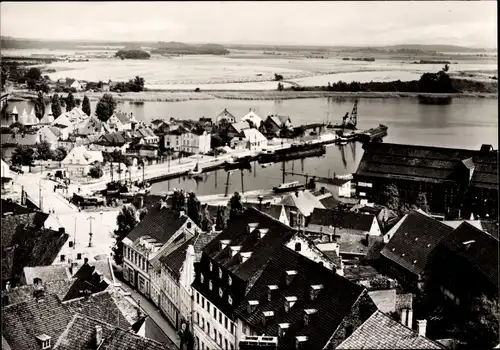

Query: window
(345, 325), (354, 337)
(209, 261), (213, 271)
(60, 255), (65, 262)
(219, 311), (222, 324)
(219, 288), (223, 298)
(225, 316), (228, 329)
(195, 311), (199, 323)
(200, 273), (204, 283)
(228, 295), (233, 305)
(202, 297), (205, 309)
(213, 307), (216, 318)
(207, 323), (210, 335)
(214, 329), (218, 340)
(206, 301), (210, 312)
(187, 222), (192, 229)
(231, 323), (235, 335)
(230, 345), (234, 350)
(196, 292), (200, 304)
(41, 340), (51, 349)
(201, 317), (205, 330)
(209, 280), (213, 290)
(294, 242), (302, 251)
(219, 334), (222, 346)
(219, 268), (223, 279)
(228, 276), (232, 286)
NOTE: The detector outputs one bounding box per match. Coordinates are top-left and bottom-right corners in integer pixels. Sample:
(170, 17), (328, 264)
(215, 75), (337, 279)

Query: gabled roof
(278, 190), (325, 217)
(268, 115), (291, 127)
(356, 143), (497, 189)
(246, 203), (287, 223)
(126, 202), (191, 245)
(337, 310), (444, 349)
(442, 222), (499, 288)
(234, 246), (369, 350)
(216, 108), (236, 122)
(241, 110), (263, 126)
(203, 207), (296, 281)
(308, 208), (375, 233)
(160, 236), (196, 280)
(61, 146), (103, 166)
(1, 199), (35, 216)
(242, 128), (267, 143)
(380, 211), (454, 275)
(230, 121), (251, 133)
(2, 279), (75, 306)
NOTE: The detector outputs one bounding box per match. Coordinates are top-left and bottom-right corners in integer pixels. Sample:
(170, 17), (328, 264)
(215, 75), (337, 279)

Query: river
(4, 97), (497, 196)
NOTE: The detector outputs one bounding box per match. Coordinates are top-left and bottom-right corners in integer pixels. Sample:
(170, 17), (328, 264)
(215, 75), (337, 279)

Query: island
(115, 49), (151, 60)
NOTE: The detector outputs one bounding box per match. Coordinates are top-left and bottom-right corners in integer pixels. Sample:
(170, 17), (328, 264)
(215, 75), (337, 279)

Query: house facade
(60, 146), (103, 177)
(164, 127), (211, 154)
(242, 128), (268, 151)
(216, 108), (236, 125)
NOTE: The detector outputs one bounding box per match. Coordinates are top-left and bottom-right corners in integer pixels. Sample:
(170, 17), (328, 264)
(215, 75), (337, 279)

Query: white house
(1, 159), (13, 191)
(60, 145), (103, 177)
(164, 126), (211, 154)
(70, 80), (83, 91)
(111, 111), (138, 131)
(241, 109), (263, 128)
(216, 108), (236, 125)
(242, 128), (267, 151)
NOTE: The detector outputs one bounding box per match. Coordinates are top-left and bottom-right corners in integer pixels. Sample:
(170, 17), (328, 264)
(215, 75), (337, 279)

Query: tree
(200, 204), (213, 232)
(229, 192), (244, 223)
(112, 205), (138, 265)
(95, 93), (117, 122)
(442, 64), (450, 72)
(75, 98), (81, 107)
(12, 145), (36, 166)
(26, 67), (42, 81)
(88, 165), (104, 178)
(82, 95), (91, 116)
(415, 192), (430, 212)
(274, 73), (283, 81)
(277, 82), (284, 91)
(34, 92), (46, 121)
(462, 295), (499, 348)
(130, 76), (145, 92)
(36, 141), (53, 160)
(9, 121), (25, 134)
(171, 189), (187, 213)
(65, 92), (75, 112)
(215, 205), (227, 231)
(376, 183), (401, 211)
(51, 94), (62, 118)
(53, 146), (68, 161)
(187, 192), (202, 226)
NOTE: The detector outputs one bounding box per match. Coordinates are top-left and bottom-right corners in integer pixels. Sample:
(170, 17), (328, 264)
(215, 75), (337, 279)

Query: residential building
(242, 128), (268, 150)
(278, 190), (325, 219)
(136, 127), (160, 144)
(429, 222), (498, 305)
(354, 143), (498, 218)
(70, 79), (83, 91)
(73, 115), (111, 136)
(234, 245), (378, 350)
(60, 146), (103, 177)
(1, 159), (12, 191)
(122, 199), (200, 298)
(379, 210), (455, 293)
(224, 121), (251, 139)
(318, 178), (352, 198)
(337, 310), (444, 349)
(306, 208), (381, 238)
(241, 109), (263, 128)
(216, 108), (236, 125)
(92, 131), (131, 153)
(263, 115), (293, 136)
(164, 126), (211, 154)
(127, 143), (159, 158)
(22, 265), (72, 285)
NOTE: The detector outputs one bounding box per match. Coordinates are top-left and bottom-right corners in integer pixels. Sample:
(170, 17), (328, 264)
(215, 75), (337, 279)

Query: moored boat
(273, 181), (305, 193)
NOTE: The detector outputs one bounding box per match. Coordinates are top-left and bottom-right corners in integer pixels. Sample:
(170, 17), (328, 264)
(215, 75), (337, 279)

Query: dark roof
(246, 203), (286, 222)
(308, 208), (375, 232)
(126, 202), (190, 244)
(114, 111), (134, 124)
(356, 143), (498, 189)
(64, 262), (110, 300)
(160, 236), (195, 280)
(337, 310), (444, 349)
(2, 294), (74, 350)
(54, 314), (174, 350)
(128, 316), (176, 347)
(234, 246), (369, 350)
(381, 211), (454, 275)
(3, 224), (69, 282)
(319, 195), (341, 209)
(1, 199), (35, 216)
(442, 222), (499, 288)
(203, 207), (297, 281)
(480, 220), (499, 238)
(2, 279), (75, 306)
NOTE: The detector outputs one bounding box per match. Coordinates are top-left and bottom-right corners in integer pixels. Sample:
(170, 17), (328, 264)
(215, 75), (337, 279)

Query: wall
(285, 235), (336, 271)
(161, 267), (180, 328)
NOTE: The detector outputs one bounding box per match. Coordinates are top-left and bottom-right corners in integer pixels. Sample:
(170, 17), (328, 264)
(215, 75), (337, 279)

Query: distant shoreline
(6, 89), (498, 103)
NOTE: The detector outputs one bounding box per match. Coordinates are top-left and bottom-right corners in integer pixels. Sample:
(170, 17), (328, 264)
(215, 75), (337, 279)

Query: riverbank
(6, 89), (498, 103)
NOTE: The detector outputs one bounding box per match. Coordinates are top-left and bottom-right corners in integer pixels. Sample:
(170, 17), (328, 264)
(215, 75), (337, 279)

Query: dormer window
(218, 268), (223, 279)
(248, 300), (259, 314)
(240, 252), (252, 263)
(219, 288), (224, 298)
(285, 296), (297, 312)
(296, 336), (308, 349)
(285, 270), (297, 286)
(303, 309), (317, 326)
(209, 280), (213, 290)
(310, 284), (323, 301)
(228, 276), (232, 286)
(228, 295), (233, 305)
(200, 273), (204, 283)
(278, 323), (290, 337)
(36, 334), (51, 349)
(267, 285), (278, 301)
(209, 261), (213, 271)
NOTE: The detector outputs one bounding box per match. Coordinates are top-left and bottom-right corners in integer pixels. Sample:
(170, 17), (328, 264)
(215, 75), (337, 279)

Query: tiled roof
(129, 316), (176, 347)
(480, 220), (499, 238)
(308, 208), (375, 232)
(23, 265), (71, 285)
(160, 236), (195, 280)
(126, 202), (190, 245)
(64, 262), (109, 301)
(246, 203), (285, 223)
(337, 310), (444, 349)
(356, 143), (497, 189)
(234, 246), (369, 350)
(319, 195), (342, 209)
(2, 294), (74, 350)
(64, 291), (131, 329)
(243, 128), (267, 143)
(230, 121), (250, 133)
(114, 111), (134, 124)
(442, 222), (499, 288)
(278, 190), (325, 217)
(380, 211), (454, 276)
(2, 279), (75, 306)
(217, 108), (236, 121)
(193, 231), (219, 262)
(203, 207), (297, 281)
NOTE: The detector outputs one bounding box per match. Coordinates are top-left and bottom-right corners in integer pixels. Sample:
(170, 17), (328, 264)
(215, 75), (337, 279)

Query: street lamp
(87, 215), (95, 247)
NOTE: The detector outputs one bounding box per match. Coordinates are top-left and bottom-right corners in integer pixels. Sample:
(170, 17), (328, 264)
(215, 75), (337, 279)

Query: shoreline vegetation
(8, 89), (497, 103)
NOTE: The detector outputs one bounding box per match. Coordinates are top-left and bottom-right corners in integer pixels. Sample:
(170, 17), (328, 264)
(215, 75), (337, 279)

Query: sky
(1, 1), (497, 48)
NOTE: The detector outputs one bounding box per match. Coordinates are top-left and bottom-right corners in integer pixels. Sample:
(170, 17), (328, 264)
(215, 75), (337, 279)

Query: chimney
(84, 258), (89, 265)
(179, 210), (186, 218)
(230, 246), (241, 257)
(95, 325), (103, 347)
(240, 252), (252, 263)
(258, 228), (269, 239)
(407, 309), (413, 329)
(310, 284), (324, 301)
(220, 240), (231, 251)
(247, 222), (259, 234)
(285, 296), (297, 312)
(285, 270), (297, 286)
(417, 320), (427, 337)
(247, 300), (259, 314)
(69, 262), (73, 276)
(58, 227), (65, 234)
(278, 323), (289, 338)
(303, 309), (317, 326)
(262, 311), (274, 326)
(401, 308), (408, 326)
(267, 285), (278, 301)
